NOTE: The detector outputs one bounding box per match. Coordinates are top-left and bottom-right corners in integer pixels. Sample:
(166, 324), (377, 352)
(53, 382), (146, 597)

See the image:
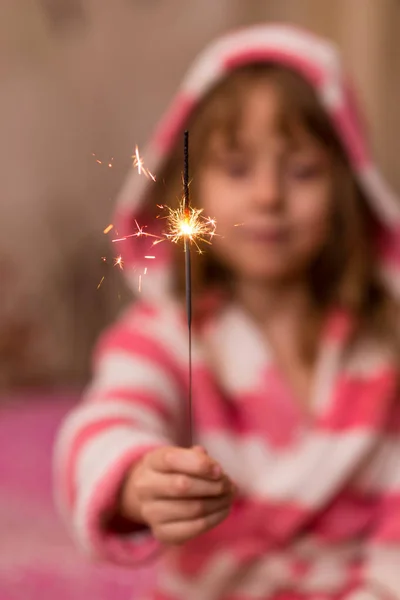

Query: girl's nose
(252, 164), (282, 210)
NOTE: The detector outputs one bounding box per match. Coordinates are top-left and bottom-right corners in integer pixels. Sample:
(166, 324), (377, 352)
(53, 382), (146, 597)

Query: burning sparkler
(159, 204), (216, 253)
(99, 136), (217, 447)
(182, 131), (193, 447)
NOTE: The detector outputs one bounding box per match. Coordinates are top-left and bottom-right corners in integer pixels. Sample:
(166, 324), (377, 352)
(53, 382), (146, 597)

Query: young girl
(54, 24), (400, 600)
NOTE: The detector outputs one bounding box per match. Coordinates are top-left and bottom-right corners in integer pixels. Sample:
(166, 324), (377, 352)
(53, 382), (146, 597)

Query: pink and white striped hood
(114, 24), (400, 298)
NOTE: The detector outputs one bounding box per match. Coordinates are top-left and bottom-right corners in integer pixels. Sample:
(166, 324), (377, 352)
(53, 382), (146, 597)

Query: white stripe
(182, 54), (225, 97)
(126, 265), (173, 302)
(88, 352), (182, 413)
(159, 552), (238, 600)
(311, 339), (340, 414)
(360, 165), (400, 226)
(253, 430), (371, 505)
(357, 438), (400, 493)
(346, 590), (378, 600)
(301, 552), (351, 593)
(183, 25), (341, 96)
(343, 336), (394, 378)
(73, 426), (167, 552)
(55, 399), (167, 470)
(204, 305), (270, 395)
(201, 430), (373, 506)
(320, 76), (343, 110)
(232, 554), (289, 597)
(198, 432), (272, 490)
(366, 545), (400, 598)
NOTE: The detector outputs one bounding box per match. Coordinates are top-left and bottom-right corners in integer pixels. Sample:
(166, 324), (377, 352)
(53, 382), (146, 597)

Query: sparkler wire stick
(183, 130), (193, 447)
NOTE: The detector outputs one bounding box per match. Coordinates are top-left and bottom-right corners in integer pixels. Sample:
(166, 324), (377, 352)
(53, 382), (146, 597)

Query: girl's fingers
(153, 507), (231, 545)
(144, 471), (234, 500)
(145, 494), (233, 524)
(149, 446), (222, 481)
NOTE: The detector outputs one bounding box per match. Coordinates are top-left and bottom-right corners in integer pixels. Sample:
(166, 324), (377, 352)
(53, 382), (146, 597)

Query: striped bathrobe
(54, 25), (400, 600)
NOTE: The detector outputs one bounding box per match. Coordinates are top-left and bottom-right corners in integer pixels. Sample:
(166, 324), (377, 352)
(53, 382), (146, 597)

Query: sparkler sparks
(114, 255), (124, 269)
(132, 146), (156, 181)
(112, 220), (160, 243)
(92, 153), (114, 168)
(103, 224), (114, 234)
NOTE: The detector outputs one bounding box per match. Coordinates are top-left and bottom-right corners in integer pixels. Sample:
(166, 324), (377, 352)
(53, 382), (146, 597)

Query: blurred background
(0, 0), (399, 598)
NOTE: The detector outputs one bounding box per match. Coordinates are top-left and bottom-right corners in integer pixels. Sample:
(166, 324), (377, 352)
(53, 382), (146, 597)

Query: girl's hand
(119, 445), (235, 545)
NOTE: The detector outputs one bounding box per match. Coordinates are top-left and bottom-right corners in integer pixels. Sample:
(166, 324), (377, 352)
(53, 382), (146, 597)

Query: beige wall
(0, 1), (398, 388)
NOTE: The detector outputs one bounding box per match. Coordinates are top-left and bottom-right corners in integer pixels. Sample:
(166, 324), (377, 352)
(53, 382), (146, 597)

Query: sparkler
(99, 138), (217, 446)
(182, 131), (193, 447)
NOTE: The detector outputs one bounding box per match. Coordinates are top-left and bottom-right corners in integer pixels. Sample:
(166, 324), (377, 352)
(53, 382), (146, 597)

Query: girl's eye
(225, 161), (249, 178)
(217, 155), (250, 178)
(287, 163), (323, 181)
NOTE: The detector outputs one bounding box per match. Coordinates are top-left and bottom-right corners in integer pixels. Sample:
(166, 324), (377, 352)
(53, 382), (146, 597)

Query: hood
(114, 23), (400, 300)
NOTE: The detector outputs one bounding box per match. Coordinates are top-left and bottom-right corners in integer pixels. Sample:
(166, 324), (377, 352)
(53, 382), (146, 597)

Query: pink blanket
(0, 394), (153, 599)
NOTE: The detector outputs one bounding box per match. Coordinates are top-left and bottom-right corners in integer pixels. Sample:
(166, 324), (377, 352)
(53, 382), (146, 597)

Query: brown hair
(152, 63), (398, 358)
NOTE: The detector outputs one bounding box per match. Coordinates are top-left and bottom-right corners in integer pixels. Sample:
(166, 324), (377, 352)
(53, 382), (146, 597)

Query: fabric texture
(54, 24), (400, 600)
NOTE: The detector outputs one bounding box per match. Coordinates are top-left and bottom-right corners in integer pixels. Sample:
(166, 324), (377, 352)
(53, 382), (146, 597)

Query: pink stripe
(229, 595), (304, 600)
(313, 490), (379, 541)
(239, 367), (300, 446)
(196, 367), (300, 448)
(211, 497), (308, 546)
(94, 329), (186, 387)
(92, 302), (160, 363)
(178, 523), (268, 577)
(191, 366), (240, 430)
(374, 493), (400, 542)
(91, 388), (172, 422)
(224, 49), (325, 87)
(386, 397), (400, 434)
(318, 370), (397, 432)
(323, 308), (352, 342)
(376, 223), (400, 266)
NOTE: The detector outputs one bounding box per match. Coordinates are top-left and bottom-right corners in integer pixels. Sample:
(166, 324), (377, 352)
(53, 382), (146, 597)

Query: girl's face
(198, 81), (334, 284)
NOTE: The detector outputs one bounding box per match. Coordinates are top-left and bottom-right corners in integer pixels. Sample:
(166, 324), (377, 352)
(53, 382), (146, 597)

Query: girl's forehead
(193, 68), (332, 158)
(208, 89), (321, 154)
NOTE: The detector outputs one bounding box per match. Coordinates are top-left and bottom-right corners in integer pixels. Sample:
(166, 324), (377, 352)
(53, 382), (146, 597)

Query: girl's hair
(152, 63), (398, 358)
